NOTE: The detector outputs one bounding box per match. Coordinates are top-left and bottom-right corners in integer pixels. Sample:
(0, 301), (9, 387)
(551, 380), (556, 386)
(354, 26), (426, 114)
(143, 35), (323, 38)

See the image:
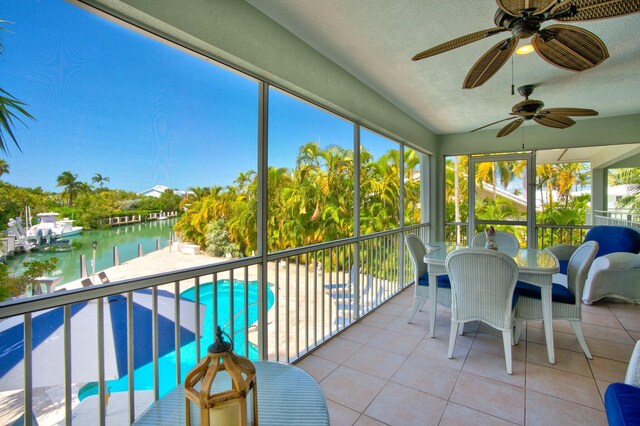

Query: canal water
(7, 218), (178, 285)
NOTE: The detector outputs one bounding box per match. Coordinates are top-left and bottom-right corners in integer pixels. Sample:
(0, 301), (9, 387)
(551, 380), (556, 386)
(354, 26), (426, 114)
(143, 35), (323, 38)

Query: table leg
(428, 273), (437, 338)
(541, 287), (555, 364)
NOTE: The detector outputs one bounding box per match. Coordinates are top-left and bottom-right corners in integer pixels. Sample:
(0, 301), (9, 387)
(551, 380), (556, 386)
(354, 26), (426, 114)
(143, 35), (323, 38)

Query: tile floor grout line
(302, 287), (635, 425)
(453, 370), (526, 425)
(523, 363), (607, 412)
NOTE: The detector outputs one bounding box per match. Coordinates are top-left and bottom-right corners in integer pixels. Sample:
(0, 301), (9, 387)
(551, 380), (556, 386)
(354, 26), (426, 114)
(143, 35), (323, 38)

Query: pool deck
(56, 246), (229, 291)
(2, 246), (346, 425)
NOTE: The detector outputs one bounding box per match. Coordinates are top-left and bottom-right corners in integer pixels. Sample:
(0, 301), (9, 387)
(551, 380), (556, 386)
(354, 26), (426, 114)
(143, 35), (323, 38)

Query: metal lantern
(184, 326), (258, 425)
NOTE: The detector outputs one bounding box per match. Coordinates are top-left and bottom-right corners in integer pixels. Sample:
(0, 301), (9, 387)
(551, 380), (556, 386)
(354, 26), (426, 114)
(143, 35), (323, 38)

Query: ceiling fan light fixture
(515, 44), (534, 55)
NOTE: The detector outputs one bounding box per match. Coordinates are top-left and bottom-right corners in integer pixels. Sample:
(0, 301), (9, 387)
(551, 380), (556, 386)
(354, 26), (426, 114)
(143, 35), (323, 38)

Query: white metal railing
(589, 209), (640, 227)
(444, 222), (470, 246)
(0, 223), (429, 425)
(535, 224), (592, 248)
(446, 222), (594, 249)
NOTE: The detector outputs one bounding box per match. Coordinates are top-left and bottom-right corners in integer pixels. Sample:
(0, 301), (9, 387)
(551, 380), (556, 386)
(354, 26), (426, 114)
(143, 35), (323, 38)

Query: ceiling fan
(471, 84), (598, 137)
(412, 0), (640, 89)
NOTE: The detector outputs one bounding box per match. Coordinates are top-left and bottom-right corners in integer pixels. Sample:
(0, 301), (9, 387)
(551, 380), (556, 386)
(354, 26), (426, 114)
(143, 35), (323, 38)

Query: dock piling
(80, 255), (88, 278)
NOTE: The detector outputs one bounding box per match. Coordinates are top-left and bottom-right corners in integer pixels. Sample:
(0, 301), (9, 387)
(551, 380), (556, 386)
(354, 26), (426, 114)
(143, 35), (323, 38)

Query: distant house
(138, 185), (189, 198)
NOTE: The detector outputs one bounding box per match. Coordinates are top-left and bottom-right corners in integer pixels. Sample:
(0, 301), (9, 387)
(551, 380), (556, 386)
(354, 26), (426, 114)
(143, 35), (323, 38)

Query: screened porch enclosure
(1, 1), (640, 425)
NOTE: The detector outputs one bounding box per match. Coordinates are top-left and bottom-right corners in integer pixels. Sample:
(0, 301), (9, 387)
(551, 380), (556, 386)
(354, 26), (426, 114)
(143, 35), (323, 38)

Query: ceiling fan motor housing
(513, 99), (545, 120)
(494, 8), (543, 38)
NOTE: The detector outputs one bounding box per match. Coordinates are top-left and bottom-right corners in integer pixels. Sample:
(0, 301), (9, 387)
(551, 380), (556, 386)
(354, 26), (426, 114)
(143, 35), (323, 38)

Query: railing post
(257, 81), (269, 360)
(113, 246), (120, 266)
(23, 313), (32, 426)
(398, 144), (405, 291)
(353, 123), (361, 321)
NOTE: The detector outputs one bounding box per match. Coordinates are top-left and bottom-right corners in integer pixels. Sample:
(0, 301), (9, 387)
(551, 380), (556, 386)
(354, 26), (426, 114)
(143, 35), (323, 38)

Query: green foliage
(0, 87), (35, 154)
(1, 20), (36, 154)
(56, 171), (92, 207)
(176, 142), (421, 256)
(611, 168), (640, 213)
(0, 262), (11, 302)
(0, 181), (55, 229)
(158, 189), (181, 212)
(204, 219), (241, 257)
(73, 189), (141, 228)
(538, 194), (590, 226)
(444, 157), (592, 247)
(0, 176), (178, 231)
(0, 257), (58, 300)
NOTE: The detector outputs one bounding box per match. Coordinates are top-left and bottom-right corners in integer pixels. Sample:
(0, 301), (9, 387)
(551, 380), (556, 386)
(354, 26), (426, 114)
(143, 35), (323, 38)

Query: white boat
(27, 212), (83, 239)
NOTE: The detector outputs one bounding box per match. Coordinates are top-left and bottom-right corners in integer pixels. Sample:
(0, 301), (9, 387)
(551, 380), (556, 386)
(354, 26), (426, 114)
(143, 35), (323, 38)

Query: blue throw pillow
(585, 226), (640, 257)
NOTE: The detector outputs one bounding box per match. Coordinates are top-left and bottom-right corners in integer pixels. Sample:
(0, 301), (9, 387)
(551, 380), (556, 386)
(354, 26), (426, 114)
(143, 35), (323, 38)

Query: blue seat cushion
(585, 226), (640, 257)
(605, 382), (640, 426)
(418, 273), (451, 288)
(515, 281), (576, 305)
(558, 259), (569, 275)
(511, 291), (519, 310)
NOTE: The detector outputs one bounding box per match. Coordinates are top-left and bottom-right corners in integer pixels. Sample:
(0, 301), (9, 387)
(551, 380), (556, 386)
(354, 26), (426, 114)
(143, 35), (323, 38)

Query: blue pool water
(78, 280), (274, 400)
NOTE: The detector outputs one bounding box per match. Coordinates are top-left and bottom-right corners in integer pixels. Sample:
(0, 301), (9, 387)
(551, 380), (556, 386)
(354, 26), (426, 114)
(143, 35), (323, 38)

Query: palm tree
(614, 168), (640, 213)
(91, 173), (110, 189)
(475, 162), (497, 199)
(0, 21), (35, 154)
(0, 159), (8, 177)
(187, 186), (212, 201)
(57, 171), (82, 206)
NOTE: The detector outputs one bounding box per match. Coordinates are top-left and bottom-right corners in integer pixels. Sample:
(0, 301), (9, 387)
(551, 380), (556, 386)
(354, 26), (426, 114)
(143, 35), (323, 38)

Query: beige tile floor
(295, 286), (640, 425)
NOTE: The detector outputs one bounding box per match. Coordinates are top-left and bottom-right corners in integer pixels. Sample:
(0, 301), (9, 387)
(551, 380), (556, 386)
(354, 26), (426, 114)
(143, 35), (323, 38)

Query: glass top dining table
(423, 243), (559, 364)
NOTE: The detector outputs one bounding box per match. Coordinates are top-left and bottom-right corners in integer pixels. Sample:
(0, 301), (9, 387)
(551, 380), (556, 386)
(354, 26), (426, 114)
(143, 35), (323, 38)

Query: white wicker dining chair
(446, 248), (519, 374)
(404, 234), (451, 329)
(471, 231), (519, 253)
(513, 240), (599, 358)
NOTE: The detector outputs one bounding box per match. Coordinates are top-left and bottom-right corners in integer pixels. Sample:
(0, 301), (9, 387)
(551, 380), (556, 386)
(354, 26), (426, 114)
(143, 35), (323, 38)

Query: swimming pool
(79, 279), (274, 400)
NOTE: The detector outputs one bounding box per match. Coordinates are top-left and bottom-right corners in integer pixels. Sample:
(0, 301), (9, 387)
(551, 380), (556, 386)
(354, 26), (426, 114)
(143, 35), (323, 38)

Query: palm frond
(0, 87), (35, 154)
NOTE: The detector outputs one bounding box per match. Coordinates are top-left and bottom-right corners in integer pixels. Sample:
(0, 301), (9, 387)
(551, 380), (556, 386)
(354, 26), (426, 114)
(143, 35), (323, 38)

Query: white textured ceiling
(246, 0), (640, 135)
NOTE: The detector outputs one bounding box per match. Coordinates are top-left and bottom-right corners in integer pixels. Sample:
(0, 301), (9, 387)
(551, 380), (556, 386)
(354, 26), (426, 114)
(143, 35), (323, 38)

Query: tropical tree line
(175, 142), (422, 257)
(610, 168), (640, 213)
(0, 168), (182, 230)
(445, 156), (594, 246)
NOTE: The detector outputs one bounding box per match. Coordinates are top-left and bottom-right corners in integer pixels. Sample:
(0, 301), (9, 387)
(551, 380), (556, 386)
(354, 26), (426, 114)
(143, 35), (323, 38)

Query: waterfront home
(1, 1), (639, 425)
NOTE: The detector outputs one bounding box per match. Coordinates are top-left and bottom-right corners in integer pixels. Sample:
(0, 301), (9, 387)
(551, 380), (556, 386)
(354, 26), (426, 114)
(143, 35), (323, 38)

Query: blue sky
(0, 0), (395, 193)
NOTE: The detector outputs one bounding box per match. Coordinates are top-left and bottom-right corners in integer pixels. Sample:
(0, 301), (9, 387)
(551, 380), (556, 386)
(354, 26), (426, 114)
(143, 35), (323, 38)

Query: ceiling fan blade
(497, 0), (557, 16)
(534, 114), (576, 129)
(497, 118), (524, 137)
(540, 107), (599, 116)
(532, 24), (608, 71)
(550, 0), (640, 21)
(412, 27), (508, 61)
(463, 36), (518, 89)
(470, 117), (519, 132)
